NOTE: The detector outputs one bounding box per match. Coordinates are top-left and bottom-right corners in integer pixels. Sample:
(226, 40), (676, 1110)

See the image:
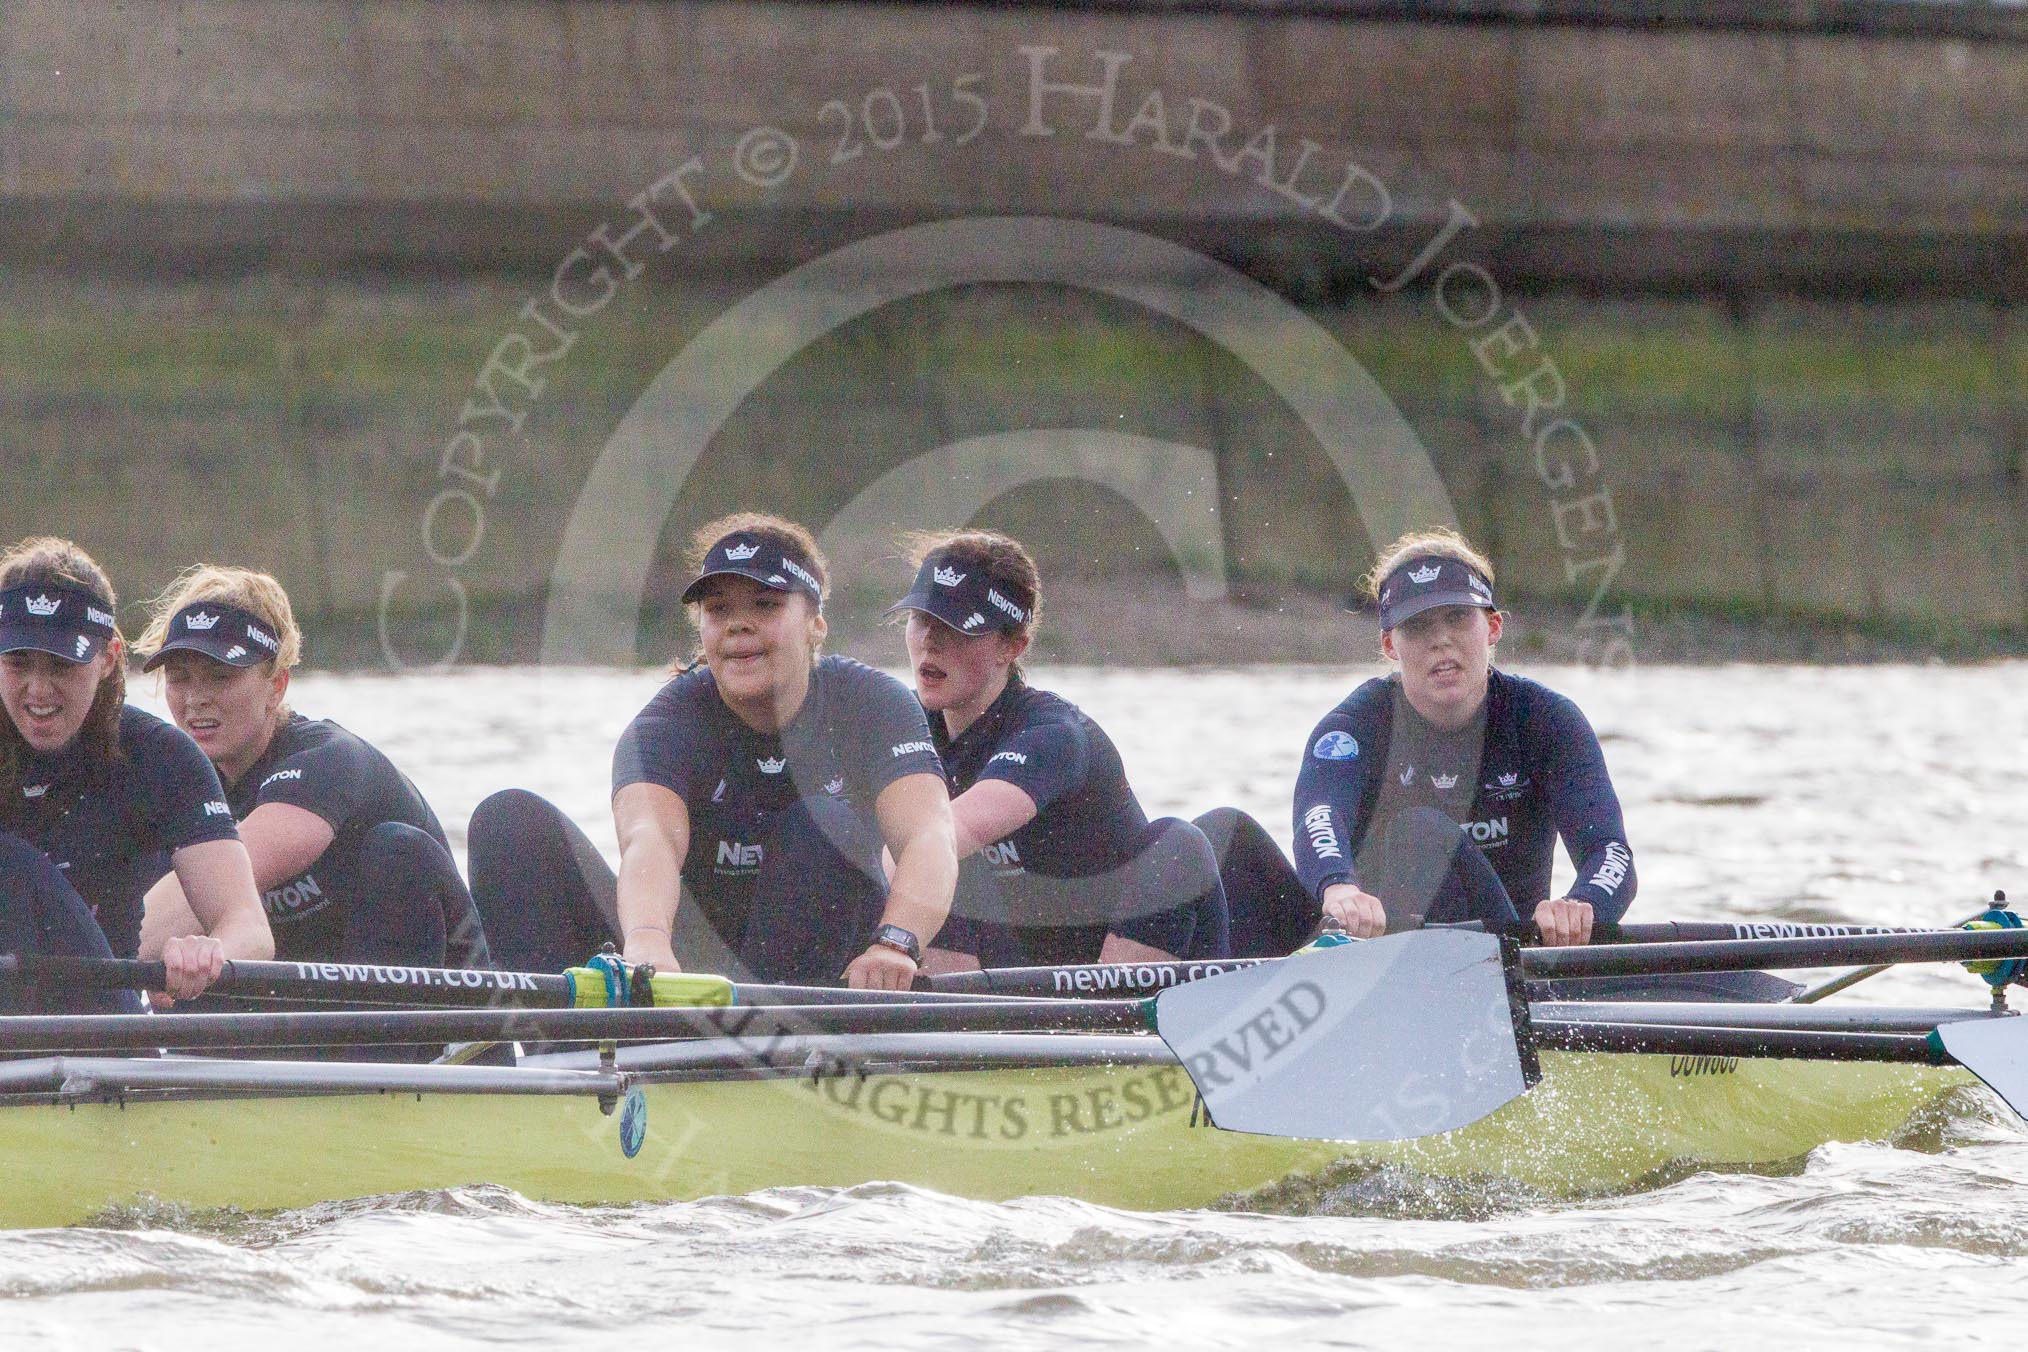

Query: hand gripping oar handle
(0, 956), (1007, 1010)
(929, 922), (2028, 999)
(0, 998), (1153, 1054)
(0, 933), (1544, 1146)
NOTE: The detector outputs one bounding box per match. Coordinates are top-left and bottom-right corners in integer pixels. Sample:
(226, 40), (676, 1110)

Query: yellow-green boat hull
(0, 1048), (1974, 1228)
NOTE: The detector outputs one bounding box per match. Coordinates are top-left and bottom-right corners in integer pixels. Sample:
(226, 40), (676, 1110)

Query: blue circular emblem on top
(619, 1086), (648, 1159)
(1312, 731), (1359, 761)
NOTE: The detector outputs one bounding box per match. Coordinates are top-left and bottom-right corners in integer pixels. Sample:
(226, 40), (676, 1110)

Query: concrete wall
(0, 0), (2022, 655)
(4, 0), (2023, 287)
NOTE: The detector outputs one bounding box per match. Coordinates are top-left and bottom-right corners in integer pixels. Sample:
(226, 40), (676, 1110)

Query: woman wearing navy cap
(0, 537), (270, 1008)
(470, 513), (958, 990)
(891, 530), (1246, 971)
(1280, 527), (1636, 945)
(134, 565), (491, 971)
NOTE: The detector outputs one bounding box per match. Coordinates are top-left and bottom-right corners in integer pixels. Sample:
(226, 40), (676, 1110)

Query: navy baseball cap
(0, 582), (119, 664)
(885, 553), (1030, 636)
(1375, 555), (1497, 630)
(141, 600), (283, 671)
(680, 530), (824, 607)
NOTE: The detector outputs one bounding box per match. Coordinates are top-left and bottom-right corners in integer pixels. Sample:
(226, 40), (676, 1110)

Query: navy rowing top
(1293, 669), (1636, 921)
(4, 705), (239, 957)
(226, 713), (482, 965)
(931, 676), (1148, 881)
(613, 655), (942, 885)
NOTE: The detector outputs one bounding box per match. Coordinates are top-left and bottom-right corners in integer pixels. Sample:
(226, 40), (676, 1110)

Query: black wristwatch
(872, 923), (922, 963)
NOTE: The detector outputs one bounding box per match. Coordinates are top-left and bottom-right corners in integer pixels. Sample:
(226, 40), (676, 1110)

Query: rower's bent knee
(469, 787), (563, 846)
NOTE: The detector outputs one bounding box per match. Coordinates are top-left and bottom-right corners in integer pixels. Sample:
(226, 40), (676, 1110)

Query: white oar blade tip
(1934, 1016), (2028, 1121)
(1153, 930), (1531, 1142)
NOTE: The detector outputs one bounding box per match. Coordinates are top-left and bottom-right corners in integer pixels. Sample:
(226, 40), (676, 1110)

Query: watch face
(876, 924), (920, 959)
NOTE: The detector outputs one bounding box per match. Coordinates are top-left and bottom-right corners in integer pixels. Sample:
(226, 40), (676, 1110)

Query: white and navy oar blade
(1152, 929), (1534, 1142)
(1934, 1017), (2028, 1120)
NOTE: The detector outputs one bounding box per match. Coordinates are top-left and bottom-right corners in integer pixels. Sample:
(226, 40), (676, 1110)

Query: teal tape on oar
(585, 950), (631, 1008)
(1964, 909), (2025, 989)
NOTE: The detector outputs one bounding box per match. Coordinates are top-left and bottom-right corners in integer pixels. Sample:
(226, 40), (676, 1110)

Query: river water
(9, 662), (2027, 1349)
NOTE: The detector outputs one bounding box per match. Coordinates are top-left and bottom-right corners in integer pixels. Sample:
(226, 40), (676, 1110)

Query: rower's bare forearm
(171, 839), (275, 960)
(213, 908), (276, 962)
(885, 831), (958, 946)
(139, 874), (202, 960)
(612, 784), (690, 965)
(616, 845), (681, 937)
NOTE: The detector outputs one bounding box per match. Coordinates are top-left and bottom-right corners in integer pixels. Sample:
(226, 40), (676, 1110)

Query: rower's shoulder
(1487, 670), (1605, 754)
(265, 713), (351, 755)
(1317, 675), (1397, 724)
(639, 662), (719, 713)
(1489, 669), (1589, 720)
(1004, 682), (1086, 728)
(813, 653), (916, 703)
(113, 704), (223, 797)
(115, 703), (198, 760)
(258, 714), (399, 778)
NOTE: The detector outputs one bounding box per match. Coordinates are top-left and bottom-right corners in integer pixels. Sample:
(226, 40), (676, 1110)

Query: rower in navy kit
(0, 538), (270, 1010)
(469, 514), (958, 990)
(135, 566), (491, 970)
(893, 531), (1234, 971)
(1293, 529), (1636, 945)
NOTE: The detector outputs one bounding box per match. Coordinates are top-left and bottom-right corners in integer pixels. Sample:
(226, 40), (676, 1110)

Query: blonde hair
(1359, 527), (1498, 608)
(140, 564), (304, 672)
(678, 512), (828, 672)
(0, 537), (127, 812)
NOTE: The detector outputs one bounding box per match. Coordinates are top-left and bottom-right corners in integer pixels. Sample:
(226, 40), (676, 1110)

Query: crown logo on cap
(1498, 772), (1518, 786)
(933, 566), (965, 587)
(184, 610), (221, 631)
(1408, 564), (1442, 585)
(723, 542), (760, 562)
(1432, 772), (1459, 789)
(756, 756), (786, 774)
(24, 594), (60, 617)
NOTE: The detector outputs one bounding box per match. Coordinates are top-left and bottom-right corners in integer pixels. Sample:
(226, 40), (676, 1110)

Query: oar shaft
(1534, 1020), (1947, 1064)
(1523, 927), (2028, 979)
(928, 958), (1271, 999)
(8, 957), (571, 1008)
(1595, 921), (1958, 944)
(1792, 908), (1997, 1004)
(0, 999), (1149, 1054)
(928, 923), (2020, 1001)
